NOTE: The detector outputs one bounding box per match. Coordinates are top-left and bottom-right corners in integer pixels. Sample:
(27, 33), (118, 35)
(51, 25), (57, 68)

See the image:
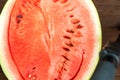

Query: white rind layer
(0, 0), (23, 80)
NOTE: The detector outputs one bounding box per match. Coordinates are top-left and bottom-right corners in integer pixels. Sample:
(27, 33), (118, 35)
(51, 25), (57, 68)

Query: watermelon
(0, 0), (102, 80)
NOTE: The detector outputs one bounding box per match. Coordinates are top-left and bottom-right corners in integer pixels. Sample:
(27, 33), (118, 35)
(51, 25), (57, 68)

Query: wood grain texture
(93, 1), (120, 79)
(0, 0), (120, 80)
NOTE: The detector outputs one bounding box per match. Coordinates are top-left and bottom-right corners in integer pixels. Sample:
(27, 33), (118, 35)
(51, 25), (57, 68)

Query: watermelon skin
(0, 0), (102, 80)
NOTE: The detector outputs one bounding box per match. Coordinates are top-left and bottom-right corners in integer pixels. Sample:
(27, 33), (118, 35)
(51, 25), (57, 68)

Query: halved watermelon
(0, 0), (102, 80)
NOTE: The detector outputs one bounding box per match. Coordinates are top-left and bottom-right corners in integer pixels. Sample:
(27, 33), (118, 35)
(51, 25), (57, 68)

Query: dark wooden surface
(0, 0), (120, 80)
(93, 1), (120, 80)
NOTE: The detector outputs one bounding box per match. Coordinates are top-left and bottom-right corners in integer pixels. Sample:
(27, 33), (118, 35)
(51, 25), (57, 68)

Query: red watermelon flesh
(0, 0), (101, 80)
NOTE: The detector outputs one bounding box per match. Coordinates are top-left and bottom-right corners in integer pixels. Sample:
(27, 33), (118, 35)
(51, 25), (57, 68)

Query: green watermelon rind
(0, 0), (23, 80)
(0, 0), (102, 80)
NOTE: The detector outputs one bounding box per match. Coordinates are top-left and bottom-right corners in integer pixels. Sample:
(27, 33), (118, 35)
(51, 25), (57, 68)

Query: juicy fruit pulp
(0, 0), (101, 80)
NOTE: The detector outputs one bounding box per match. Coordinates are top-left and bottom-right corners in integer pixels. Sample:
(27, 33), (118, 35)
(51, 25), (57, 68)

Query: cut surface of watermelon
(0, 0), (102, 80)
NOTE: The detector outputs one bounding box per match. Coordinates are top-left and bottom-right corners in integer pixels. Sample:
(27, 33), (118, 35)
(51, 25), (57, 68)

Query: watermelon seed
(16, 19), (21, 24)
(63, 35), (71, 39)
(71, 19), (80, 24)
(62, 55), (69, 61)
(66, 29), (74, 33)
(65, 43), (74, 47)
(62, 47), (70, 51)
(76, 24), (83, 29)
(32, 67), (36, 70)
(16, 14), (23, 24)
(69, 15), (74, 18)
(16, 14), (23, 19)
(63, 68), (67, 71)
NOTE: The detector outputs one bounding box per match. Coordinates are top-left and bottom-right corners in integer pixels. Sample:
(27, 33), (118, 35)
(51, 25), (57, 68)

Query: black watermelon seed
(64, 68), (67, 71)
(62, 47), (70, 51)
(63, 35), (71, 39)
(62, 55), (69, 61)
(16, 19), (21, 24)
(66, 29), (74, 33)
(32, 67), (36, 70)
(76, 24), (83, 29)
(54, 78), (58, 80)
(16, 14), (23, 19)
(16, 14), (23, 24)
(65, 43), (74, 47)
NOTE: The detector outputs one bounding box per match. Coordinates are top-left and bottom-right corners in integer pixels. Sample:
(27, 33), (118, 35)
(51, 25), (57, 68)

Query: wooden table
(0, 0), (120, 80)
(93, 1), (120, 80)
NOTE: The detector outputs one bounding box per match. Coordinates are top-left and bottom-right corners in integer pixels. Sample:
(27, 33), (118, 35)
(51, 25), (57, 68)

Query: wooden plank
(93, 0), (120, 80)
